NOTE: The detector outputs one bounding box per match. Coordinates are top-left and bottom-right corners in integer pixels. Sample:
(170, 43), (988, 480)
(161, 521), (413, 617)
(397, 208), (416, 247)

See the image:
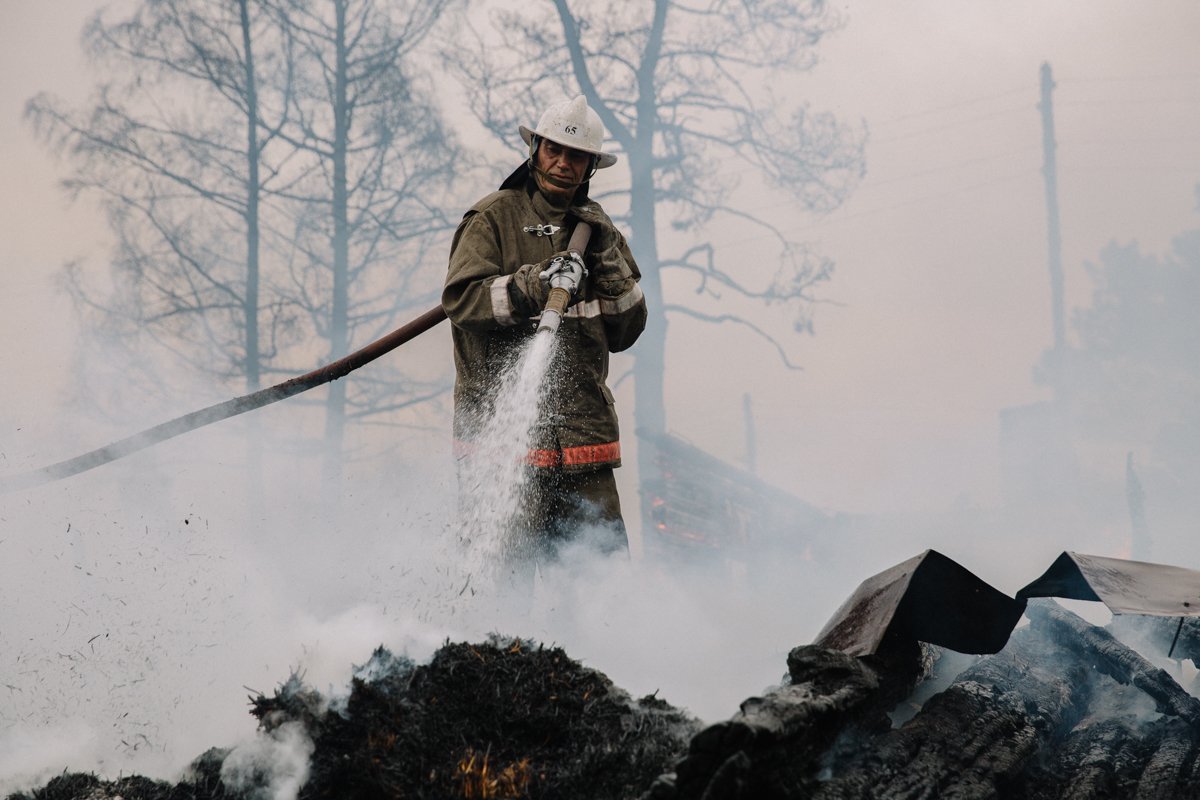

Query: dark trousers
(513, 466), (629, 562)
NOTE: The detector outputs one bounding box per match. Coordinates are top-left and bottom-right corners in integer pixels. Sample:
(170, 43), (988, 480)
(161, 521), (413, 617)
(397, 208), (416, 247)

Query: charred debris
(652, 550), (1200, 799)
(8, 637), (699, 800)
(11, 551), (1200, 800)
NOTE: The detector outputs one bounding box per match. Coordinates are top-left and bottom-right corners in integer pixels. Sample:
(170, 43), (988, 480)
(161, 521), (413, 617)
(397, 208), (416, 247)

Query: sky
(2, 0), (1200, 790)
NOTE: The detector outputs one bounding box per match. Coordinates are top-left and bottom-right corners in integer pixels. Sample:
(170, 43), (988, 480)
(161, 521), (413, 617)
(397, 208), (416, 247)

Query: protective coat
(442, 173), (646, 471)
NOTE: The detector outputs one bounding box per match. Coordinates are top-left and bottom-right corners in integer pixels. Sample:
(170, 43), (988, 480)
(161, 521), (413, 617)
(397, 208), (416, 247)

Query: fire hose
(0, 222), (591, 494)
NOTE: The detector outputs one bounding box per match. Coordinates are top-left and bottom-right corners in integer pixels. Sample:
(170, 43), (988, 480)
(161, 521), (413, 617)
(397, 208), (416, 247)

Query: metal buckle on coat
(523, 224), (561, 237)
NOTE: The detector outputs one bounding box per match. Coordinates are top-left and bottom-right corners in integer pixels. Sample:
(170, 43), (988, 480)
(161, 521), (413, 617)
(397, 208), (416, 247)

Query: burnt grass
(7, 636), (700, 800)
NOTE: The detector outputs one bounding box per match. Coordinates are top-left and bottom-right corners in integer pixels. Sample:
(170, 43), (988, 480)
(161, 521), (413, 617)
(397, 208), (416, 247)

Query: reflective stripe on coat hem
(454, 439), (620, 469)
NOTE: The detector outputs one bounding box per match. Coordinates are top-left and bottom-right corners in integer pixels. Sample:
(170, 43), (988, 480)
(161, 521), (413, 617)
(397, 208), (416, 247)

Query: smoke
(0, 719), (99, 795)
(0, 392), (892, 795)
(1084, 672), (1166, 728)
(2, 320), (821, 788)
(220, 722), (314, 800)
(4, 306), (1197, 795)
(0, 390), (452, 792)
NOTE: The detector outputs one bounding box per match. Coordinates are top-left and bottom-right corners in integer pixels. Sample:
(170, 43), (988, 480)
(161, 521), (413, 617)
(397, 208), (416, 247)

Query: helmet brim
(520, 125), (618, 169)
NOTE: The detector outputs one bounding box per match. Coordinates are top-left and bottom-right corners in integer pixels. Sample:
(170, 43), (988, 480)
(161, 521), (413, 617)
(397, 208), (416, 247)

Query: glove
(510, 261), (550, 315)
(569, 202), (617, 251)
(539, 251), (586, 296)
(570, 202), (632, 284)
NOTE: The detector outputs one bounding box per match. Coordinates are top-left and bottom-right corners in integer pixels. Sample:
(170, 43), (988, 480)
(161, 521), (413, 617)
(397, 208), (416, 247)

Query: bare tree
(446, 0), (865, 508)
(27, 0), (294, 397)
(267, 0), (460, 481)
(28, 0), (462, 487)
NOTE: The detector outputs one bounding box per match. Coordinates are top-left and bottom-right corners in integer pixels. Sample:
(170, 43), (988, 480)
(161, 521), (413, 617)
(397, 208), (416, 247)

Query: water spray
(454, 221), (593, 578)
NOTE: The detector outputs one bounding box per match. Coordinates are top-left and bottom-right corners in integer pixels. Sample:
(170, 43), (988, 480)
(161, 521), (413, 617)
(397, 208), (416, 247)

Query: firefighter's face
(534, 140), (591, 196)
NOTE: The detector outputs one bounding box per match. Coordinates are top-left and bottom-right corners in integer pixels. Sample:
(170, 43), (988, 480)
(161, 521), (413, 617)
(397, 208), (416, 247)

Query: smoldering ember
(10, 550), (1200, 800)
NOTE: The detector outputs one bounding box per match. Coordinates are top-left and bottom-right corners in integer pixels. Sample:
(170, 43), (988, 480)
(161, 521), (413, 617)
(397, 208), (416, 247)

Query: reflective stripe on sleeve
(546, 286), (644, 321)
(490, 274), (518, 326)
(598, 283), (644, 316)
(563, 299), (601, 319)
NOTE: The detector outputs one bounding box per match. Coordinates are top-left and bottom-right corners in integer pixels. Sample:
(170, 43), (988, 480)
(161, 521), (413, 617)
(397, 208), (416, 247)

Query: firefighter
(442, 95), (646, 562)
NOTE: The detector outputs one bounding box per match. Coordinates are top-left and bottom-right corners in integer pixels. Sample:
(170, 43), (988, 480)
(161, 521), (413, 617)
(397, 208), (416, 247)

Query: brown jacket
(442, 175), (646, 471)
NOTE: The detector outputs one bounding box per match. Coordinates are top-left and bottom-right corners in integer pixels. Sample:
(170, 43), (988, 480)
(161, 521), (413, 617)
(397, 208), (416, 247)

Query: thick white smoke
(0, 349), (848, 794)
(219, 722), (314, 800)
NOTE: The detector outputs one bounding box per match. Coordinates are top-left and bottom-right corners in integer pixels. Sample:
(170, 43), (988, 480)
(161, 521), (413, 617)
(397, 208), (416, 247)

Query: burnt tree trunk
(811, 625), (1094, 800)
(653, 644), (932, 800)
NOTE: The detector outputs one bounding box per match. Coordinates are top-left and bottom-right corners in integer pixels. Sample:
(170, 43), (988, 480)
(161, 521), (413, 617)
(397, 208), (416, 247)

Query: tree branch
(663, 304), (805, 370)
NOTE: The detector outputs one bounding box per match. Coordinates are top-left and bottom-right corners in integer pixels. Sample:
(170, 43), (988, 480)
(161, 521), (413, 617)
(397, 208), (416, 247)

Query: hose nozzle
(537, 286), (572, 334)
(536, 222), (592, 335)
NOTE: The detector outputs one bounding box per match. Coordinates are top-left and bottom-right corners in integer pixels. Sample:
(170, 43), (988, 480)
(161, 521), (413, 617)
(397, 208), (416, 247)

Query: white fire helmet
(519, 95), (618, 169)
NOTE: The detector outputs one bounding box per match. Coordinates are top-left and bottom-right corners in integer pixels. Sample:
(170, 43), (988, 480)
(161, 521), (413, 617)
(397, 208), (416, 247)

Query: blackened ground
(253, 637), (700, 799)
(5, 637), (699, 800)
(14, 602), (1200, 800)
(4, 748), (230, 800)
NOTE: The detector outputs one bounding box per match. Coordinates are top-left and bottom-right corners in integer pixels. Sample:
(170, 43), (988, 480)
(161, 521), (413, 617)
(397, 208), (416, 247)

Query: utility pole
(1039, 62), (1066, 400)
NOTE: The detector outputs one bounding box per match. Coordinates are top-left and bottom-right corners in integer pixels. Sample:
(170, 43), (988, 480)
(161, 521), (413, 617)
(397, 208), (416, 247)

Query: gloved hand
(569, 202), (617, 251)
(539, 251), (586, 296)
(570, 202), (631, 284)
